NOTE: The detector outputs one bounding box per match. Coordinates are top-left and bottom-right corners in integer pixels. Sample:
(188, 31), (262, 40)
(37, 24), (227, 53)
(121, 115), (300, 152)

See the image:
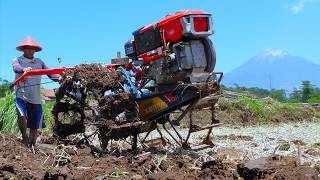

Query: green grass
(279, 143), (290, 151)
(218, 96), (320, 125)
(0, 92), (19, 132)
(236, 97), (266, 123)
(43, 101), (55, 130)
(0, 92), (55, 132)
(110, 169), (129, 178)
(312, 143), (320, 149)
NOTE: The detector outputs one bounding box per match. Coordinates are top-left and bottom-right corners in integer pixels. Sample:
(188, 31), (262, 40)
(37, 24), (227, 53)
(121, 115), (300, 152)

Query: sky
(1, 0), (320, 88)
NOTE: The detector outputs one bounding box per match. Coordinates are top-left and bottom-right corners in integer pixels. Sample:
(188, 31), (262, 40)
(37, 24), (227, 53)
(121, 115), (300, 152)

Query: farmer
(12, 36), (60, 146)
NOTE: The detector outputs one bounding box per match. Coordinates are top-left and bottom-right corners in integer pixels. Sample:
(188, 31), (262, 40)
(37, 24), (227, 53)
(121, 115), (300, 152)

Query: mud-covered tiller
(14, 10), (223, 152)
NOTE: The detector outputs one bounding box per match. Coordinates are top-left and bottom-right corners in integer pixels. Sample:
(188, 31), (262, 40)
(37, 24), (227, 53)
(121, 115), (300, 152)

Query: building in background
(42, 89), (56, 103)
(111, 52), (129, 64)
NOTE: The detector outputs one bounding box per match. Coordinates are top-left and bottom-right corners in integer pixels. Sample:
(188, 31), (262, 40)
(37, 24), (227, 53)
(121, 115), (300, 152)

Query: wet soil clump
(53, 64), (138, 139)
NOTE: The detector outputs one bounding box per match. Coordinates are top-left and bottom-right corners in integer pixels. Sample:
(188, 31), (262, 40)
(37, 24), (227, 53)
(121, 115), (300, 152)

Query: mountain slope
(223, 49), (320, 90)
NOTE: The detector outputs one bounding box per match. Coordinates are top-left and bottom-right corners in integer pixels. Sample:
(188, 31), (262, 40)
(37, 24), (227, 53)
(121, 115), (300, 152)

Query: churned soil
(238, 155), (320, 180)
(0, 133), (238, 179)
(0, 133), (319, 179)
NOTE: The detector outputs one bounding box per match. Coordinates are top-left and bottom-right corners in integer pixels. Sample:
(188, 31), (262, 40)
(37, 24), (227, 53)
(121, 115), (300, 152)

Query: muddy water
(147, 122), (320, 165)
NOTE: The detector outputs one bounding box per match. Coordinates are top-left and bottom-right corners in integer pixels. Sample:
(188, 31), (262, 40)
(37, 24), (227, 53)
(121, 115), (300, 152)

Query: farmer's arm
(12, 58), (30, 73)
(42, 61), (61, 82)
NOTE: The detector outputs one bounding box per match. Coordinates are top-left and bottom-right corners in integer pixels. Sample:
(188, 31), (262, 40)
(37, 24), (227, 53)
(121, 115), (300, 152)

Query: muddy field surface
(0, 133), (319, 179)
(0, 133), (238, 179)
(2, 64), (320, 179)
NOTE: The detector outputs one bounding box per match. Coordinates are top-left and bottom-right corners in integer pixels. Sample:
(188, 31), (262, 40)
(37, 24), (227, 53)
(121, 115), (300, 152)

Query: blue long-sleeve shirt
(12, 56), (60, 104)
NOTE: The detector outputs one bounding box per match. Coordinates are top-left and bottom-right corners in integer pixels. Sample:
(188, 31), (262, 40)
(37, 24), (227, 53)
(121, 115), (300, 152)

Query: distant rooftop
(111, 51), (129, 64)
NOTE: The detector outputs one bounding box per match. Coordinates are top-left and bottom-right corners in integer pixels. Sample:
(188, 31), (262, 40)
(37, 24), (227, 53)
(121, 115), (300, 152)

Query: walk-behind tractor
(14, 10), (223, 152)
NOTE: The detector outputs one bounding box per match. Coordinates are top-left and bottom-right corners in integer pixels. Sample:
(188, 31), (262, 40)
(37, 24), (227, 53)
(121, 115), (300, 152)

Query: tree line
(222, 80), (320, 103)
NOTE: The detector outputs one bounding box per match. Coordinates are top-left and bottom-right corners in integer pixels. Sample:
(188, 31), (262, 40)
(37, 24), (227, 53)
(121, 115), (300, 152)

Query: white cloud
(290, 0), (320, 15)
(291, 1), (304, 14)
(264, 48), (288, 57)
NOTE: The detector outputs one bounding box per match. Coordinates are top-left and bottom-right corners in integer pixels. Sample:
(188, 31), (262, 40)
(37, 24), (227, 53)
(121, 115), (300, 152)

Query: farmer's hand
(23, 67), (32, 72)
(58, 75), (63, 81)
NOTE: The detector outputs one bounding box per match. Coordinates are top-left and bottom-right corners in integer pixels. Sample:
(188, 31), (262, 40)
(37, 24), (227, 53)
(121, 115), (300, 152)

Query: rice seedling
(0, 92), (19, 132)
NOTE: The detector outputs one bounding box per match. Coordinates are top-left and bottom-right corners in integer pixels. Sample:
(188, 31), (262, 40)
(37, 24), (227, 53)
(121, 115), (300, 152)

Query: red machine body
(125, 10), (216, 85)
(128, 10), (213, 63)
(140, 10), (210, 43)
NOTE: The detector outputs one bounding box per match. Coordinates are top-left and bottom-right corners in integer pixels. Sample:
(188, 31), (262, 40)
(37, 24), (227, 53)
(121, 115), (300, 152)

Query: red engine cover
(135, 10), (213, 62)
(140, 10), (210, 43)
